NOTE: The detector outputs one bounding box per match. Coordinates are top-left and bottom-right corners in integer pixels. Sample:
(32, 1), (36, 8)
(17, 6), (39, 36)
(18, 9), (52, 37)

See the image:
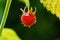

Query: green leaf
(1, 28), (21, 40)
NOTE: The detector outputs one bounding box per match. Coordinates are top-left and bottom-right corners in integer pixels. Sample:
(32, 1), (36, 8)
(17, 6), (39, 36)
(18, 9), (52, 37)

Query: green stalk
(24, 0), (30, 12)
(20, 0), (30, 12)
(0, 0), (12, 35)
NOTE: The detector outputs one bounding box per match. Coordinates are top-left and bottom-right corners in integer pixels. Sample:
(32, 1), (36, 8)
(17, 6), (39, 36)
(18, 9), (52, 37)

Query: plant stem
(25, 0), (30, 12)
(0, 0), (12, 36)
(28, 5), (29, 12)
(20, 0), (30, 12)
(23, 0), (30, 12)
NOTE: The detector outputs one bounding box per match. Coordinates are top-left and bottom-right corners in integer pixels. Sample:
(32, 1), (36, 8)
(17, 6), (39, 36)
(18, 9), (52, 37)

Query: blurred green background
(0, 0), (60, 40)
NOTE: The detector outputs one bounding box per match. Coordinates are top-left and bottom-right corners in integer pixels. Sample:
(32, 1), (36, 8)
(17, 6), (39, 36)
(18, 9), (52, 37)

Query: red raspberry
(20, 7), (36, 28)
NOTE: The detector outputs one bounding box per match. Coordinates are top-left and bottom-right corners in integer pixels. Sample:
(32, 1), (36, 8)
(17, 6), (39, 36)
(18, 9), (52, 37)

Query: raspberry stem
(24, 0), (30, 12)
(20, 0), (30, 12)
